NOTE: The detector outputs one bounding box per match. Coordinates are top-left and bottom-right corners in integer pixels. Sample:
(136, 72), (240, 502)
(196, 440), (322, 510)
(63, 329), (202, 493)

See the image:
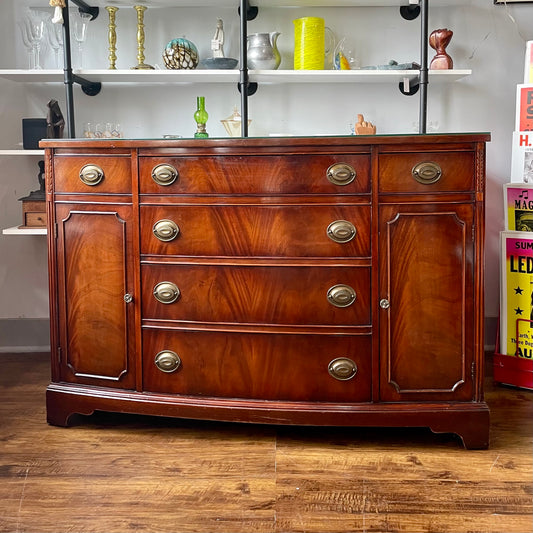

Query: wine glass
(72, 11), (92, 69)
(47, 17), (63, 69)
(18, 18), (34, 69)
(26, 9), (46, 70)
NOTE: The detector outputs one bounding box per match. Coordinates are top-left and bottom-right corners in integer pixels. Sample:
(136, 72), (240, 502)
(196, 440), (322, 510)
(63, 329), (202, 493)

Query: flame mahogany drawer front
(142, 264), (371, 326)
(139, 154), (371, 195)
(378, 151), (475, 193)
(142, 328), (372, 402)
(52, 156), (132, 194)
(140, 204), (371, 258)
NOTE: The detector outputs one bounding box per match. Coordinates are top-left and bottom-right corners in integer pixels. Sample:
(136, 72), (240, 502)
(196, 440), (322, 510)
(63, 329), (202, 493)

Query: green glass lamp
(194, 96), (209, 138)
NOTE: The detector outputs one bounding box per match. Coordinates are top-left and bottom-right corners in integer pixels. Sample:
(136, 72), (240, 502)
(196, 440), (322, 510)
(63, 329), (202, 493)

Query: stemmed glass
(47, 17), (63, 69)
(18, 18), (34, 69)
(72, 11), (92, 69)
(25, 9), (46, 70)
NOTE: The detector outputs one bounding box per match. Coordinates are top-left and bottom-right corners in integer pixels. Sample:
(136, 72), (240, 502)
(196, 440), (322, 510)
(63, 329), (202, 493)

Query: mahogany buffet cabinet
(42, 133), (491, 449)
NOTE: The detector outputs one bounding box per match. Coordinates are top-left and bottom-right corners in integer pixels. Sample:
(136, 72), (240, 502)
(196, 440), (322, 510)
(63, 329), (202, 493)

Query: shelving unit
(57, 0), (453, 135)
(0, 0), (472, 139)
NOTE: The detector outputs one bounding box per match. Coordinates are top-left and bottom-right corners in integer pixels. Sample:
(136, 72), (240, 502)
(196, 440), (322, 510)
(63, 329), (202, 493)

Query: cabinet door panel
(55, 204), (136, 388)
(379, 204), (475, 401)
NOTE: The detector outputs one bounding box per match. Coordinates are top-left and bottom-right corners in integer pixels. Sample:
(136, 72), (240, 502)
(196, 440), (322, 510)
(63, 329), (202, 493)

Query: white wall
(1, 0), (532, 345)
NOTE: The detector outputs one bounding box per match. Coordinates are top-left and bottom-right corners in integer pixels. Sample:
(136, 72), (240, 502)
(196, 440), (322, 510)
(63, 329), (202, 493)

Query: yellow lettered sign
(501, 231), (533, 358)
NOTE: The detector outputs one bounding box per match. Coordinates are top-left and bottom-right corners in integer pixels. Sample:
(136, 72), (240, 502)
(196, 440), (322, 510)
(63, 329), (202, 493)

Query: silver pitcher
(247, 32), (281, 70)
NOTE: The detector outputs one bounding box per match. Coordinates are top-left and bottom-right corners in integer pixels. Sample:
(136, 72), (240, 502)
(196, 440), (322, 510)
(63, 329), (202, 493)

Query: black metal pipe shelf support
(418, 0), (429, 134)
(397, 0), (427, 134)
(62, 0), (100, 138)
(238, 0), (258, 137)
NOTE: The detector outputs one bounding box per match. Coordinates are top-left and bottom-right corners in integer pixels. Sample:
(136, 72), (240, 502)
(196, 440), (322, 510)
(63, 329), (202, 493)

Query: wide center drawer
(142, 264), (371, 326)
(139, 154), (370, 195)
(142, 328), (372, 402)
(141, 204), (370, 258)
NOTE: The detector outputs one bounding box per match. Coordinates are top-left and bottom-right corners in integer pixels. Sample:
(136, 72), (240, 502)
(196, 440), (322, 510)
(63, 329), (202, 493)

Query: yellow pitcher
(293, 17), (333, 70)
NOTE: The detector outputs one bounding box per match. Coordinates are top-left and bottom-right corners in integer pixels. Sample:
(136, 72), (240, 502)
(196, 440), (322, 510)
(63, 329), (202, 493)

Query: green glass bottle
(194, 96), (209, 138)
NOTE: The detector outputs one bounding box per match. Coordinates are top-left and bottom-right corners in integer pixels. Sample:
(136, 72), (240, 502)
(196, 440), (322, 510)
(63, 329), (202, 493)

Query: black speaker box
(22, 118), (48, 149)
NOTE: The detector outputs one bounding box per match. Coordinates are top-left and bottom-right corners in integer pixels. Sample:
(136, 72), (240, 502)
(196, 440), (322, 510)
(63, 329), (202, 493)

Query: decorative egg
(162, 38), (199, 70)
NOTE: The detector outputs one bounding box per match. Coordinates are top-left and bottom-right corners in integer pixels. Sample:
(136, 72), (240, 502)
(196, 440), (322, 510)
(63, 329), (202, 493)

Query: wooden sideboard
(42, 133), (490, 449)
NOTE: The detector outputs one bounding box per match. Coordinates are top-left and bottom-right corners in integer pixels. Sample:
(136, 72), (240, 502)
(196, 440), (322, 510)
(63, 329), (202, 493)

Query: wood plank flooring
(0, 352), (531, 533)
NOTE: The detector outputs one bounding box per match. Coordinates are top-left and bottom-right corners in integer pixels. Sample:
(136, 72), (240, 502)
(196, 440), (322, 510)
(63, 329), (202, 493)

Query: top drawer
(53, 156), (132, 194)
(139, 154), (370, 195)
(378, 152), (475, 194)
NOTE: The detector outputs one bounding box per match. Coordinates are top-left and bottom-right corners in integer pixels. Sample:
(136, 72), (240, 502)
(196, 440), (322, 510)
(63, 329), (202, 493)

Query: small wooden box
(19, 199), (46, 228)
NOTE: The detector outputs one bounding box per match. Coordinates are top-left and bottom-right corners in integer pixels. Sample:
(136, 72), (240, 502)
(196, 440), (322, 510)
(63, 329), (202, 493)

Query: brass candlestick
(106, 6), (118, 69)
(131, 5), (154, 70)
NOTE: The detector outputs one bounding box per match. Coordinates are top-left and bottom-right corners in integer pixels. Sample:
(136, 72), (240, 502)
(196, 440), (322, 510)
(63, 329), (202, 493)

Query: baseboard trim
(0, 346), (50, 354)
(0, 318), (50, 353)
(485, 316), (498, 353)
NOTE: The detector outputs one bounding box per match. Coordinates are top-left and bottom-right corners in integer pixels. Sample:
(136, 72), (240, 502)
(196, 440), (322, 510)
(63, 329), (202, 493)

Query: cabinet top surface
(40, 133), (491, 150)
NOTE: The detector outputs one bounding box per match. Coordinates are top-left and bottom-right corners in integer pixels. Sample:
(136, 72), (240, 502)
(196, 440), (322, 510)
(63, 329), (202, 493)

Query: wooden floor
(0, 353), (531, 533)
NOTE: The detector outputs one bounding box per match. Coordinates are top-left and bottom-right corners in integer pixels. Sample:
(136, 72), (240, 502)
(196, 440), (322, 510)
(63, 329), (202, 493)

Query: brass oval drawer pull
(152, 163), (179, 186)
(412, 161), (442, 184)
(79, 164), (104, 186)
(154, 350), (181, 373)
(153, 281), (180, 304)
(326, 163), (356, 186)
(327, 284), (356, 307)
(327, 220), (356, 243)
(328, 357), (358, 381)
(153, 219), (180, 242)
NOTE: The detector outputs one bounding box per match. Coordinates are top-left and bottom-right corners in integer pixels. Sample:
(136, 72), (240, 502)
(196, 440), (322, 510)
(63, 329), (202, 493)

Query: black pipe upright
(239, 0), (249, 137)
(419, 0), (429, 134)
(61, 2), (76, 138)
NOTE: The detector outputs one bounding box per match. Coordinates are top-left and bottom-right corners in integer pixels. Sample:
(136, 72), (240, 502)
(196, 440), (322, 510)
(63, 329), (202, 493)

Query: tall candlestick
(106, 6), (118, 69)
(131, 5), (154, 70)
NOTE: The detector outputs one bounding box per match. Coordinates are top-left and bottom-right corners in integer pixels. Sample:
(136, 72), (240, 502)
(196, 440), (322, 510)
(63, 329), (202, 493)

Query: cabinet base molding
(46, 384), (490, 449)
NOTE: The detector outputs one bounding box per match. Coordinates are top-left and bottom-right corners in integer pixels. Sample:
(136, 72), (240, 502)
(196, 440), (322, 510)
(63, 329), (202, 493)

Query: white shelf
(0, 69), (239, 84)
(251, 69), (472, 84)
(0, 69), (471, 85)
(0, 149), (44, 155)
(0, 69), (63, 82)
(2, 226), (47, 235)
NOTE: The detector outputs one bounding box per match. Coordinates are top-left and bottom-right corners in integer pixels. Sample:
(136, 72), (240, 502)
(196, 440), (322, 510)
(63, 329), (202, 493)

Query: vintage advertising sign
(516, 85), (533, 132)
(503, 183), (533, 230)
(510, 132), (533, 183)
(500, 231), (533, 359)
